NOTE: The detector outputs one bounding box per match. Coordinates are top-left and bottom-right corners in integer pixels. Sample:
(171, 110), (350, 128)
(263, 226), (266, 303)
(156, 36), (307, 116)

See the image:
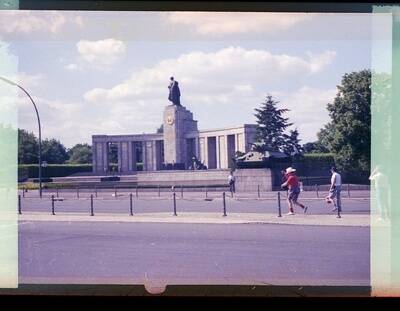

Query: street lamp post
(0, 76), (43, 198)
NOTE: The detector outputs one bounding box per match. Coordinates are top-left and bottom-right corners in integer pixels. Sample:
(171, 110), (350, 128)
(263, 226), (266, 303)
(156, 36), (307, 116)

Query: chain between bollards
(51, 195), (55, 215)
(173, 192), (177, 216)
(277, 191), (282, 217)
(90, 194), (94, 216)
(222, 192), (227, 216)
(18, 194), (22, 215)
(130, 193), (133, 216)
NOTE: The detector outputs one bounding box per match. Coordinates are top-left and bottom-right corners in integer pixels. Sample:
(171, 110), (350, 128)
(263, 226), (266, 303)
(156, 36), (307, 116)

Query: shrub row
(18, 163), (145, 179)
(19, 164), (92, 179)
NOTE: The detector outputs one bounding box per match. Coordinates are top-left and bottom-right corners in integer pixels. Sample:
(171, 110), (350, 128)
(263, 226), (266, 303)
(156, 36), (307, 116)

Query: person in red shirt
(281, 167), (308, 215)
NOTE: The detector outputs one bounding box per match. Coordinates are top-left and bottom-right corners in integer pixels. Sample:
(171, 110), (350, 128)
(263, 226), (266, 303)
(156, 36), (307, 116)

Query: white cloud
(278, 86), (337, 142)
(80, 47), (337, 143)
(76, 38), (126, 68)
(165, 12), (312, 36)
(0, 11), (83, 36)
(15, 72), (45, 88)
(64, 63), (79, 71)
(84, 46), (336, 103)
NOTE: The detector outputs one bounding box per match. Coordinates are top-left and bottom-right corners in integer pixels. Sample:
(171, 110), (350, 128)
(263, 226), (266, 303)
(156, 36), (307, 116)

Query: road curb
(18, 212), (370, 227)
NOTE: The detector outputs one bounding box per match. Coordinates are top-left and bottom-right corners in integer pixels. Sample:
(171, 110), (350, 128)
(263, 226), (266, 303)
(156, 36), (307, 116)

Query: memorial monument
(92, 77), (257, 173)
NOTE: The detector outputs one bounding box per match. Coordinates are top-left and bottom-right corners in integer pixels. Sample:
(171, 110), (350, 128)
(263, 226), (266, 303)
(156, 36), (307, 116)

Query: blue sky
(0, 11), (384, 148)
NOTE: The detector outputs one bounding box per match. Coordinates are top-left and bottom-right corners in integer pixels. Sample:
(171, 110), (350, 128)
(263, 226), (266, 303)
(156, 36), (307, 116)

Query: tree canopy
(253, 94), (300, 155)
(316, 69), (371, 178)
(18, 129), (38, 164)
(67, 143), (92, 164)
(42, 138), (69, 164)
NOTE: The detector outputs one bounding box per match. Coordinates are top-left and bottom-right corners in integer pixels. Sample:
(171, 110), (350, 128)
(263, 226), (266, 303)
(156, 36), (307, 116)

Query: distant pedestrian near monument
(168, 76), (181, 106)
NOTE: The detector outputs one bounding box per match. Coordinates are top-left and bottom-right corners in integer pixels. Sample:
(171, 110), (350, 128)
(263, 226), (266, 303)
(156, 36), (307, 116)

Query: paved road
(19, 221), (370, 287)
(19, 191), (370, 216)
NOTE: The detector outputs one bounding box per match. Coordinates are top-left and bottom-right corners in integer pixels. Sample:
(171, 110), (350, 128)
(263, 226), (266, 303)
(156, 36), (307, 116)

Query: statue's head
(170, 76), (174, 81)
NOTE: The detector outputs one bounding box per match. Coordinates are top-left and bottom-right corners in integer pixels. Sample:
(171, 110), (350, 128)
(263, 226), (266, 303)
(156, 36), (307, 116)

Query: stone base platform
(51, 169), (231, 187)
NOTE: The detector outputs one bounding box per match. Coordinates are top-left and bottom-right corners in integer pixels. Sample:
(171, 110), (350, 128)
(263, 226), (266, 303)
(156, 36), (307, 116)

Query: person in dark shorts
(281, 167), (308, 215)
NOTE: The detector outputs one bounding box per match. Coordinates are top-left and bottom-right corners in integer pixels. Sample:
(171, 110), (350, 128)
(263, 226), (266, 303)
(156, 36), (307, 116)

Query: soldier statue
(168, 76), (181, 106)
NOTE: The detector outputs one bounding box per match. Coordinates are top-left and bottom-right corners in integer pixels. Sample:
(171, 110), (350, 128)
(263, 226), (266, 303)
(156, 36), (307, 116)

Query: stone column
(142, 141), (147, 171)
(102, 142), (109, 174)
(216, 135), (220, 169)
(92, 142), (98, 173)
(128, 141), (136, 172)
(117, 142), (122, 172)
(119, 141), (130, 173)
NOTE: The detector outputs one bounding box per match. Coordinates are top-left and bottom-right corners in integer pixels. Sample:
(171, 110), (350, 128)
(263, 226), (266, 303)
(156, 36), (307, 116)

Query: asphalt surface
(19, 191), (370, 216)
(19, 221), (370, 286)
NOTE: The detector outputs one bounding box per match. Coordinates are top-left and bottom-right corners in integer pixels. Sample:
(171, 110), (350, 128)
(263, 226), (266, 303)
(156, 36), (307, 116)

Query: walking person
(281, 167), (308, 215)
(228, 171), (236, 193)
(327, 167), (342, 214)
(369, 165), (389, 221)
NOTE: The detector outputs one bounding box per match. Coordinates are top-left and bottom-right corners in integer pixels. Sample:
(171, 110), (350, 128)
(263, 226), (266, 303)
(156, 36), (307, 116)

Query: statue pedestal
(163, 105), (198, 169)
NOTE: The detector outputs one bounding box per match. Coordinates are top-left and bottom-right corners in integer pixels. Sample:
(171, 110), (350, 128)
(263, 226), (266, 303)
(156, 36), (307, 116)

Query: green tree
(18, 129), (38, 164)
(156, 124), (164, 134)
(302, 141), (330, 154)
(254, 95), (293, 153)
(318, 69), (371, 179)
(316, 123), (335, 152)
(282, 129), (303, 156)
(67, 143), (92, 164)
(42, 138), (68, 164)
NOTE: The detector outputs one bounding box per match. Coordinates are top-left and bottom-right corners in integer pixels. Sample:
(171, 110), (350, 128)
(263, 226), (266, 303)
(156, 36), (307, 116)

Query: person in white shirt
(328, 167), (342, 213)
(228, 172), (236, 193)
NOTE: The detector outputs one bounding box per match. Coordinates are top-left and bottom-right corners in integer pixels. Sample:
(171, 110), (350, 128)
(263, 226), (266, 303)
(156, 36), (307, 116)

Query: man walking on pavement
(228, 171), (236, 193)
(281, 167), (308, 215)
(328, 166), (342, 215)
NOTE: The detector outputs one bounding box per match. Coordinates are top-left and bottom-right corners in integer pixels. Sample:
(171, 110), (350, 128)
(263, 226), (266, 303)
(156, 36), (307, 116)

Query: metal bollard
(114, 186), (117, 198)
(173, 192), (177, 216)
(223, 192), (227, 217)
(18, 194), (22, 215)
(130, 193), (133, 216)
(95, 186), (98, 198)
(136, 186), (138, 198)
(22, 187), (25, 198)
(90, 194), (94, 216)
(277, 192), (282, 217)
(205, 186), (208, 198)
(51, 195), (55, 215)
(315, 184), (319, 198)
(56, 186), (59, 198)
(181, 185), (183, 198)
(347, 184), (350, 198)
(76, 187), (80, 199)
(257, 185), (260, 198)
(158, 185), (160, 197)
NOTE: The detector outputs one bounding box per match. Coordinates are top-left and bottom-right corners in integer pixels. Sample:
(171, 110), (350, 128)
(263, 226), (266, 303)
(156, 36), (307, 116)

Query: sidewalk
(19, 211), (370, 227)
